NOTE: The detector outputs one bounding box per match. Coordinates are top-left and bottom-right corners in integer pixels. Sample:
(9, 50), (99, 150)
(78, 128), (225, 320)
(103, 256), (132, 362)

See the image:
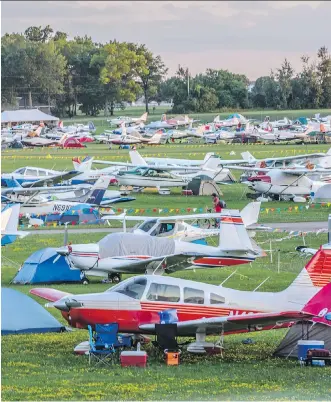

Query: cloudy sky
(2, 1), (330, 80)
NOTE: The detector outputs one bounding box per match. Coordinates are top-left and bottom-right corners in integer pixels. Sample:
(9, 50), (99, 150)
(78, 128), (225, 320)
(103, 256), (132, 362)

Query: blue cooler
(298, 340), (324, 364)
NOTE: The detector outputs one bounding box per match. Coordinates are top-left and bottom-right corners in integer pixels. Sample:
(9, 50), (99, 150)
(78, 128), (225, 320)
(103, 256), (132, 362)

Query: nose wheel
(108, 273), (122, 283)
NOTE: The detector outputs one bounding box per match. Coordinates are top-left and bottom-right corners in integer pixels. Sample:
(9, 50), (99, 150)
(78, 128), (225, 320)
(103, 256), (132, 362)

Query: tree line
(2, 25), (331, 117)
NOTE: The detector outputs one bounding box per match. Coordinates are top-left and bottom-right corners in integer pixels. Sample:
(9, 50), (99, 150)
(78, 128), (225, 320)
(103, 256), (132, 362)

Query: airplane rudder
(305, 247), (331, 288)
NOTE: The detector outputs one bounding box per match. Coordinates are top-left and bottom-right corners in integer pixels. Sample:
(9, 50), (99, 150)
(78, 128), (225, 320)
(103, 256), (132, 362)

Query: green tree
(128, 43), (168, 113)
(317, 46), (331, 108)
(24, 25), (54, 42)
(276, 59), (294, 108)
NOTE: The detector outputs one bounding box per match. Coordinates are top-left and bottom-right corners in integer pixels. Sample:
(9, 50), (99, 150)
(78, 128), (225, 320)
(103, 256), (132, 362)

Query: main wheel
(112, 273), (122, 283)
(81, 277), (89, 285)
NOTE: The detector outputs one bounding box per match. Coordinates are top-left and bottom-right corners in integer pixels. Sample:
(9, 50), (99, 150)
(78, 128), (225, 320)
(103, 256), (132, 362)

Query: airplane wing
(3, 184), (79, 195)
(94, 160), (202, 172)
(139, 310), (312, 336)
(228, 166), (330, 175)
(21, 170), (81, 188)
(30, 288), (73, 302)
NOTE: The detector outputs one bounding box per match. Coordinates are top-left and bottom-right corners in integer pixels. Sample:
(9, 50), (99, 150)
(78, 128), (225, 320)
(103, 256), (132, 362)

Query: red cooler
(120, 351), (147, 367)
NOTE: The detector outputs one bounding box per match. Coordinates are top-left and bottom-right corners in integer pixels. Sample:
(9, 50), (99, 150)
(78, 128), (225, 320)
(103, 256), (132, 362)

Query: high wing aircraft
(241, 149), (331, 170)
(109, 123), (142, 145)
(229, 165), (331, 200)
(4, 176), (112, 215)
(101, 202), (268, 256)
(31, 246), (331, 354)
(53, 210), (258, 283)
(107, 112), (148, 127)
(1, 204), (29, 246)
(144, 115), (177, 130)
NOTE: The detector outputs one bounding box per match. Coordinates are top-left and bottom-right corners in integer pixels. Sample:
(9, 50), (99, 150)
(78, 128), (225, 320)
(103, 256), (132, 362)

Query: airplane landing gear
(108, 273), (122, 283)
(80, 272), (89, 285)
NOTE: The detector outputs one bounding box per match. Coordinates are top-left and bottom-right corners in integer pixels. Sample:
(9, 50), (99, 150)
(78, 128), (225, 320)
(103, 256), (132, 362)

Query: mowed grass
(2, 231), (331, 400)
(2, 109), (331, 400)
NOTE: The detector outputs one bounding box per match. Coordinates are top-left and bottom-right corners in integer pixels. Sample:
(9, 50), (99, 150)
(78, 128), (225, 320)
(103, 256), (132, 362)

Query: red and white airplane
(31, 245), (331, 354)
(53, 210), (258, 283)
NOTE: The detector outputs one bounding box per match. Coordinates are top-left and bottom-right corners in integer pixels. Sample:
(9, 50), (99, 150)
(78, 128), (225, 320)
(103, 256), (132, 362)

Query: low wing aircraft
(53, 209), (258, 283)
(1, 203), (29, 246)
(31, 246), (331, 354)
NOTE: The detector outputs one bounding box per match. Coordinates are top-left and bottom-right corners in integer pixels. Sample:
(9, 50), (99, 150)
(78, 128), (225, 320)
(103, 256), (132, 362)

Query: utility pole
(187, 68), (190, 98)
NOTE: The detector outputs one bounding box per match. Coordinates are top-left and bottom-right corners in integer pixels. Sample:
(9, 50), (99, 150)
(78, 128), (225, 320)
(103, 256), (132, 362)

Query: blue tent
(2, 288), (64, 335)
(12, 247), (81, 284)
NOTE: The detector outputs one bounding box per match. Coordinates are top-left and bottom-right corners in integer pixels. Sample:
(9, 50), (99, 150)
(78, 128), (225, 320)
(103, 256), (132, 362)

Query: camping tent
(1, 109), (59, 124)
(312, 184), (331, 203)
(12, 247), (81, 284)
(273, 322), (331, 358)
(2, 288), (64, 335)
(187, 178), (223, 196)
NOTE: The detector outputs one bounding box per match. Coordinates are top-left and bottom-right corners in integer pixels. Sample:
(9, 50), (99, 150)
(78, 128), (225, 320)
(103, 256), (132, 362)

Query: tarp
(313, 184), (331, 203)
(12, 247), (81, 284)
(273, 322), (331, 358)
(1, 109), (59, 123)
(1, 288), (64, 335)
(98, 233), (175, 259)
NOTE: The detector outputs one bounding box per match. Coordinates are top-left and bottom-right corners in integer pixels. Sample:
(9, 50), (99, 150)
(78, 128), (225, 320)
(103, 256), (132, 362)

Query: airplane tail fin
(120, 122), (127, 137)
(282, 246), (331, 307)
(1, 204), (28, 245)
(327, 148), (331, 156)
(72, 156), (93, 172)
(200, 155), (220, 172)
(88, 121), (95, 131)
(161, 114), (166, 122)
(217, 210), (255, 254)
(129, 150), (148, 166)
(140, 112), (148, 122)
(241, 202), (261, 227)
(148, 133), (162, 144)
(241, 151), (256, 164)
(58, 120), (64, 128)
(203, 152), (215, 163)
(85, 176), (111, 205)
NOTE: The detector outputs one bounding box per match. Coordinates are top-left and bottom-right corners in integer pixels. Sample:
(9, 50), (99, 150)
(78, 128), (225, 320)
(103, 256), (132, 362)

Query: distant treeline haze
(2, 25), (331, 117)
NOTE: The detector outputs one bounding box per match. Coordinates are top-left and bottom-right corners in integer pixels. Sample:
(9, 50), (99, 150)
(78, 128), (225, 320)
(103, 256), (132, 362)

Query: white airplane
(144, 115), (177, 130)
(4, 176), (112, 216)
(31, 245), (331, 354)
(1, 204), (29, 246)
(54, 209), (258, 283)
(230, 165), (331, 201)
(107, 112), (148, 127)
(102, 203), (269, 257)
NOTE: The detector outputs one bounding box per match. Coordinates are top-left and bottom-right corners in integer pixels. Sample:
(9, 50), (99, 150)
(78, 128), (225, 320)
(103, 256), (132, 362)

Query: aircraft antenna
(328, 214), (331, 244)
(220, 269), (237, 286)
(253, 277), (270, 292)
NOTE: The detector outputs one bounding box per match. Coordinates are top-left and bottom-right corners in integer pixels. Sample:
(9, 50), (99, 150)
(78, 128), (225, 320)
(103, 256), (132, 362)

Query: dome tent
(2, 288), (64, 335)
(13, 247), (81, 284)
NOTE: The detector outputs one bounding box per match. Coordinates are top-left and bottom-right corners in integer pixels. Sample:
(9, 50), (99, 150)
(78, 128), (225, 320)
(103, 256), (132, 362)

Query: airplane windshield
(139, 220), (157, 233)
(108, 277), (147, 300)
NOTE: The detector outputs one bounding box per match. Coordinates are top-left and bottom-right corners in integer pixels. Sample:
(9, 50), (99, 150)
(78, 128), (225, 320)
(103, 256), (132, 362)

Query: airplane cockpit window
(184, 287), (204, 304)
(146, 169), (157, 177)
(15, 168), (25, 174)
(146, 283), (180, 302)
(274, 161), (283, 168)
(25, 169), (38, 176)
(139, 220), (157, 233)
(210, 293), (225, 304)
(151, 223), (175, 236)
(110, 277), (147, 300)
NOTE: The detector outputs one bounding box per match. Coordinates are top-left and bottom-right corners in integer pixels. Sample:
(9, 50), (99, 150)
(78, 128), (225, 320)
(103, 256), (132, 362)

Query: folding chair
(87, 324), (118, 366)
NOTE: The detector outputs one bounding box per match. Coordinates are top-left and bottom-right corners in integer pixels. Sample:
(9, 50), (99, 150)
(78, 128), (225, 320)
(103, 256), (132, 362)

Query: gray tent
(2, 288), (65, 335)
(273, 322), (331, 358)
(1, 109), (59, 124)
(313, 184), (331, 204)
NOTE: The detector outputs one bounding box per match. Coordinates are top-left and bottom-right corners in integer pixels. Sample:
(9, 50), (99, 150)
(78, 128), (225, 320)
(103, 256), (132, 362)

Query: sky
(1, 1), (331, 80)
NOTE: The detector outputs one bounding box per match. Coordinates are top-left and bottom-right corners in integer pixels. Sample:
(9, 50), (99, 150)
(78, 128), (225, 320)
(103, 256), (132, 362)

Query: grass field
(2, 109), (331, 400)
(2, 231), (331, 400)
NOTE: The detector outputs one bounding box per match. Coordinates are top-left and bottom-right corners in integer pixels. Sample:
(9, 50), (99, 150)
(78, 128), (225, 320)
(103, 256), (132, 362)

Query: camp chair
(87, 324), (117, 366)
